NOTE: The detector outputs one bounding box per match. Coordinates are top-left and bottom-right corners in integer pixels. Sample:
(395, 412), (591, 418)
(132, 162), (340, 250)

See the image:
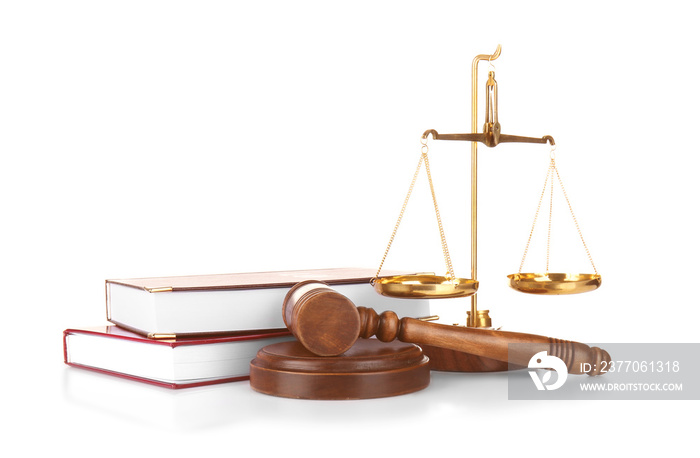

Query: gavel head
(283, 281), (361, 356)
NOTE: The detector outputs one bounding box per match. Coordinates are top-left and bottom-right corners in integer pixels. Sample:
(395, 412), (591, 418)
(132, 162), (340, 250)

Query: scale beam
(421, 129), (555, 148)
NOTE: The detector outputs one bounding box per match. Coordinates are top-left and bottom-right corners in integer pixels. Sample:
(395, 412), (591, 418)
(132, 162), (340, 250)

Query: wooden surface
(356, 307), (610, 375)
(420, 345), (511, 372)
(282, 281), (361, 356)
(282, 282), (610, 375)
(249, 339), (430, 400)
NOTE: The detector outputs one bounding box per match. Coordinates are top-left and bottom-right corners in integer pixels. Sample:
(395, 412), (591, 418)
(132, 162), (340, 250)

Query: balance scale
(372, 44), (601, 372)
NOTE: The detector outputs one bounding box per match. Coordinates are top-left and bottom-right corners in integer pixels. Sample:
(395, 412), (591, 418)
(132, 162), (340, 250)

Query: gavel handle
(357, 307), (609, 376)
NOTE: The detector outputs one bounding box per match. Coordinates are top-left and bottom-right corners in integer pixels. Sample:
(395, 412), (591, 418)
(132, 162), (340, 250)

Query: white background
(1, 0), (698, 455)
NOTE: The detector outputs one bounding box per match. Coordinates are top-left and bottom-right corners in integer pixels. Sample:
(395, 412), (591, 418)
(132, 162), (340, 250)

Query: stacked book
(63, 268), (431, 389)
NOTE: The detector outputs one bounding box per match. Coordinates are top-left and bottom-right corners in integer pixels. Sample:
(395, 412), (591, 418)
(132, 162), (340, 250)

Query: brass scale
(371, 45), (601, 331)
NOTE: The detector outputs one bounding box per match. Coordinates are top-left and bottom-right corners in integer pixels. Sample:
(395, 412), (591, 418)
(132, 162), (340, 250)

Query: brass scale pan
(374, 272), (600, 298)
(372, 274), (478, 299)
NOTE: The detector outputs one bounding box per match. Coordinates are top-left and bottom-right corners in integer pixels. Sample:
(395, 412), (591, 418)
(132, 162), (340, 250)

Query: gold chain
(519, 160), (554, 273)
(547, 158), (554, 272)
(519, 150), (598, 275)
(374, 139), (455, 281)
(423, 146), (456, 279)
(374, 152), (424, 281)
(553, 163), (598, 275)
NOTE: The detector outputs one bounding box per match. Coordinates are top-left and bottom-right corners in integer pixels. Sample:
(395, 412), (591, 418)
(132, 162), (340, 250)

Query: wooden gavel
(283, 281), (610, 375)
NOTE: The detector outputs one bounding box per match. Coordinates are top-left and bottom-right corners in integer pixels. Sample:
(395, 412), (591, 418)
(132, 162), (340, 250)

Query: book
(105, 267), (431, 338)
(63, 326), (295, 389)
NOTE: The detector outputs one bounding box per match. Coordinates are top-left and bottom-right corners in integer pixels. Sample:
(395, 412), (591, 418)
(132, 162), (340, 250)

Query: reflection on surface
(63, 366), (515, 431)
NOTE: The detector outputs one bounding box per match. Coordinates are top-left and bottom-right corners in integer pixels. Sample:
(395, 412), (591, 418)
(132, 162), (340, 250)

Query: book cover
(63, 326), (295, 389)
(107, 267), (405, 292)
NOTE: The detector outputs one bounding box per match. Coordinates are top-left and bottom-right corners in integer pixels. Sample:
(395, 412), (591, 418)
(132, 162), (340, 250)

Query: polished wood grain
(283, 281), (610, 376)
(282, 280), (361, 356)
(419, 344), (511, 372)
(249, 339), (430, 400)
(356, 307), (609, 375)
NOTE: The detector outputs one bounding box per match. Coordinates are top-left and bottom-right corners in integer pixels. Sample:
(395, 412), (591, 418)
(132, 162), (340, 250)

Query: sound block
(420, 345), (511, 372)
(250, 339), (430, 400)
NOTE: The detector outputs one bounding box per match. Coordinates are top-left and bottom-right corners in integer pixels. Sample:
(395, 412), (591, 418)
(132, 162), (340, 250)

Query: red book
(63, 326), (294, 389)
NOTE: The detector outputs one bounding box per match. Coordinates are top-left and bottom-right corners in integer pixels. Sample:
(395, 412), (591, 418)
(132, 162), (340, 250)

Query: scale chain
(374, 140), (456, 281)
(422, 149), (456, 280)
(519, 160), (554, 273)
(547, 158), (555, 272)
(374, 153), (424, 281)
(519, 155), (598, 275)
(553, 164), (598, 275)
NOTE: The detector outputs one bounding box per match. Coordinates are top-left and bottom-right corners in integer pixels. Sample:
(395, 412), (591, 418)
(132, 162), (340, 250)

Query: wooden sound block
(249, 339), (430, 400)
(420, 345), (511, 372)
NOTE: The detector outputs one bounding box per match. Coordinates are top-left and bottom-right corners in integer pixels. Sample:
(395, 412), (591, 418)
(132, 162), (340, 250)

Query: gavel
(283, 281), (610, 375)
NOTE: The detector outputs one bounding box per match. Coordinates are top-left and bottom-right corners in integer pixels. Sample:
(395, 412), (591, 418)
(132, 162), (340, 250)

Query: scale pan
(507, 273), (601, 295)
(373, 274), (478, 299)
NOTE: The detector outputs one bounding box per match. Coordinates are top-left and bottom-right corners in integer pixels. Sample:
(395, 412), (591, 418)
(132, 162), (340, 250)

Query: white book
(106, 268), (431, 338)
(64, 326), (295, 389)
